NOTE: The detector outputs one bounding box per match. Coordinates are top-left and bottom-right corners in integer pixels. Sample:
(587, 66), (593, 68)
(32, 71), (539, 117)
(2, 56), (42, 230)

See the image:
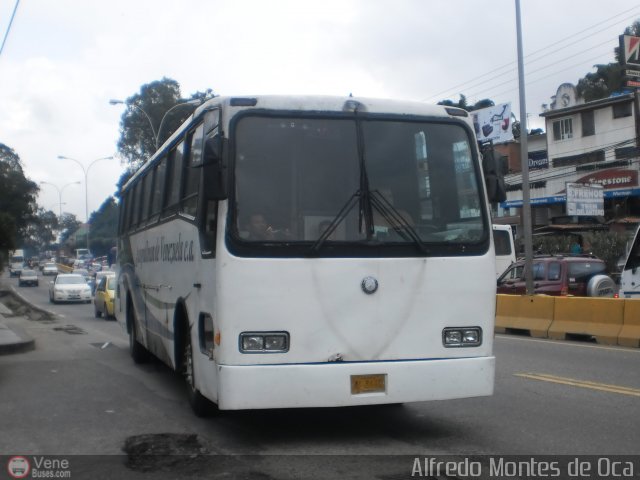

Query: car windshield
(57, 276), (87, 285)
(45, 263), (56, 268)
(21, 270), (36, 276)
(231, 115), (488, 256)
(106, 276), (116, 290)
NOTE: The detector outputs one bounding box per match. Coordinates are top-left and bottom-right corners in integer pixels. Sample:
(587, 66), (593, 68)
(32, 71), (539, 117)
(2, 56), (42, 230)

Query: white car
(49, 274), (92, 304)
(18, 269), (39, 287)
(42, 262), (59, 276)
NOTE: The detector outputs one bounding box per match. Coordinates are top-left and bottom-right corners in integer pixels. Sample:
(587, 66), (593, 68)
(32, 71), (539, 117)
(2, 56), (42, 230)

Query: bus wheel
(183, 331), (212, 417)
(128, 305), (149, 364)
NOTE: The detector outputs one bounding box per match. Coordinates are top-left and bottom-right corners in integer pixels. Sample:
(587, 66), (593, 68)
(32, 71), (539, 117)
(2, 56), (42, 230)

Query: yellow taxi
(93, 273), (116, 319)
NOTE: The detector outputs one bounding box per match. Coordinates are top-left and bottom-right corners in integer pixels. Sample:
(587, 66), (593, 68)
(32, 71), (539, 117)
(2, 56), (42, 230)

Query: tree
(59, 213), (81, 247)
(88, 197), (119, 257)
(438, 94), (468, 110)
(22, 208), (59, 254)
(437, 95), (495, 112)
(576, 20), (640, 102)
(0, 143), (39, 269)
(114, 78), (215, 198)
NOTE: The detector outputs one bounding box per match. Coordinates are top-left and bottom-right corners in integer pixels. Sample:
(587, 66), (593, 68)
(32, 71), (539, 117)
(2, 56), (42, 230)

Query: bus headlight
(240, 332), (289, 353)
(443, 327), (482, 347)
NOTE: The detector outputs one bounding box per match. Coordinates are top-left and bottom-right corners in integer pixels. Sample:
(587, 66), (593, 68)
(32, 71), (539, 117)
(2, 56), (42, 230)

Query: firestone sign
(576, 169), (638, 189)
(566, 183), (604, 217)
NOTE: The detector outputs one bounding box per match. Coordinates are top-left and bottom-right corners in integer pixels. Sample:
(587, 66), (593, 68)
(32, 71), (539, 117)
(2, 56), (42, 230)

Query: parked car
(49, 273), (92, 304)
(42, 262), (59, 276)
(94, 274), (116, 319)
(497, 254), (616, 297)
(18, 269), (39, 287)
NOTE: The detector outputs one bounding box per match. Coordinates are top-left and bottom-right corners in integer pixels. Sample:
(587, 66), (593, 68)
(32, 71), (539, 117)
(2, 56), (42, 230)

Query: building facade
(496, 84), (640, 233)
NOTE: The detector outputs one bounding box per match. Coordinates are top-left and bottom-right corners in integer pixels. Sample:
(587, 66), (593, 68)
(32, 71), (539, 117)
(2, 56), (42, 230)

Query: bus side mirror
(203, 135), (227, 200)
(480, 144), (506, 204)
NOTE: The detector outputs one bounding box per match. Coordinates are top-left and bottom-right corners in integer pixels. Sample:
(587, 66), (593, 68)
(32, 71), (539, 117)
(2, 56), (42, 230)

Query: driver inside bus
(246, 213), (275, 240)
(372, 187), (414, 229)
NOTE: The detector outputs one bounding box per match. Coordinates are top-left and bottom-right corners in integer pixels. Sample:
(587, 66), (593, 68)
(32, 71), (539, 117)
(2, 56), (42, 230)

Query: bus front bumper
(216, 356), (494, 410)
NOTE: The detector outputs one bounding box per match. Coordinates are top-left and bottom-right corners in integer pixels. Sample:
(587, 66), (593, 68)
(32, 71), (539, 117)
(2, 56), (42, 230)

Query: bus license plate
(351, 374), (386, 394)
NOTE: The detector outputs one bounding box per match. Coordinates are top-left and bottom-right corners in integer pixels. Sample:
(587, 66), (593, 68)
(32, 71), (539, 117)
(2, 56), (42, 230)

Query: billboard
(566, 183), (604, 216)
(471, 103), (514, 144)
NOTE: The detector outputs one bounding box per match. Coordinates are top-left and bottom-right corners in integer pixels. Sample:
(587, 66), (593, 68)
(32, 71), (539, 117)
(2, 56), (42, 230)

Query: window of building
(615, 146), (640, 160)
(613, 102), (632, 119)
(552, 118), (573, 141)
(581, 111), (594, 137)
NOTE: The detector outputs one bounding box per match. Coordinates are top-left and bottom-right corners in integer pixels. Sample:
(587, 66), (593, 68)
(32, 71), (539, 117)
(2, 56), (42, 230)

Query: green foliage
(437, 95), (495, 112)
(89, 197), (118, 257)
(22, 208), (59, 253)
(114, 78), (215, 198)
(576, 19), (640, 102)
(576, 63), (625, 102)
(59, 213), (81, 246)
(521, 231), (628, 273)
(116, 77), (182, 168)
(0, 143), (39, 270)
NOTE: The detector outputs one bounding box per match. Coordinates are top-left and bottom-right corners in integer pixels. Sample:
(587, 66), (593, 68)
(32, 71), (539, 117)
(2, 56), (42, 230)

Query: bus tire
(128, 299), (149, 364)
(183, 328), (213, 417)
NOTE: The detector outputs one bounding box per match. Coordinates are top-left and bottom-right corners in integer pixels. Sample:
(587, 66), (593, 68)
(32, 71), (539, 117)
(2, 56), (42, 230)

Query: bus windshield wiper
(370, 190), (428, 253)
(308, 190), (360, 255)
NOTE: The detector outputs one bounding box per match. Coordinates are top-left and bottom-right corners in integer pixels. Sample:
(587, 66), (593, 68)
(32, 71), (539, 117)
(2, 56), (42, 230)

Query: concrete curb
(6, 283), (59, 318)
(0, 315), (35, 355)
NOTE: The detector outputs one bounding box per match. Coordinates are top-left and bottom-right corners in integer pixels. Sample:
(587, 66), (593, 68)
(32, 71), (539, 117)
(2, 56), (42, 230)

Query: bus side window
(164, 142), (184, 215)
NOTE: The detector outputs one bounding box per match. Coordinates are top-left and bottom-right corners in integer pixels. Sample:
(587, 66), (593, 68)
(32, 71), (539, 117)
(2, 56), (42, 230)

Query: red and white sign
(621, 35), (640, 67)
(576, 169), (638, 189)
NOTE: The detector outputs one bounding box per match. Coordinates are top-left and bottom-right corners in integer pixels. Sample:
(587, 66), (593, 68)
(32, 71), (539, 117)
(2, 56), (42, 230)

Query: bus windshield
(231, 115), (488, 256)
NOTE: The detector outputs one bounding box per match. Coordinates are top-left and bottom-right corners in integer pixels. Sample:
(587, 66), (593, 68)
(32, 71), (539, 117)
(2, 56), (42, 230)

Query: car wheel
(94, 303), (102, 318)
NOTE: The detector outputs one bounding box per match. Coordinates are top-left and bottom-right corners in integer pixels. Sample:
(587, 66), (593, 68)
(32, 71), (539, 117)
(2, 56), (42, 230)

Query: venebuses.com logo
(7, 456), (30, 479)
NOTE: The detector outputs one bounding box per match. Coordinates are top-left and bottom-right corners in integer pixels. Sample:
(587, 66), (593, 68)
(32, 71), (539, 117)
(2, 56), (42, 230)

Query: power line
(0, 0), (20, 57)
(422, 5), (640, 103)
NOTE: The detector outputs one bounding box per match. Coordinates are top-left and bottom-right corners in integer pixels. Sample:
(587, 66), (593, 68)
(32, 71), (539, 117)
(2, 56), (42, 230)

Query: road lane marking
(515, 373), (640, 397)
(496, 334), (640, 354)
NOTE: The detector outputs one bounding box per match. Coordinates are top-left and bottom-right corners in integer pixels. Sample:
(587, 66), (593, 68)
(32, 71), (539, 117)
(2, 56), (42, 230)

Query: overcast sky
(1, 0), (638, 221)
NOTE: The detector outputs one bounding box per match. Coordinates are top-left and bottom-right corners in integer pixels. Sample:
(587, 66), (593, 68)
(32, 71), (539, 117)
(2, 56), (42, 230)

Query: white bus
(115, 95), (500, 415)
(620, 225), (640, 299)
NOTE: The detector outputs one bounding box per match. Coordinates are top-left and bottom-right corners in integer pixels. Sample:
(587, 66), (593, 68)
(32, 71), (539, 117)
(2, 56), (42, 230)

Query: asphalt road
(1, 271), (639, 479)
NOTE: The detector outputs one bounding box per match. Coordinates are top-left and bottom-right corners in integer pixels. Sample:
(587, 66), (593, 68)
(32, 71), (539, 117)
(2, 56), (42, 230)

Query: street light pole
(155, 99), (201, 149)
(109, 99), (158, 143)
(109, 98), (201, 150)
(57, 155), (114, 251)
(39, 181), (81, 218)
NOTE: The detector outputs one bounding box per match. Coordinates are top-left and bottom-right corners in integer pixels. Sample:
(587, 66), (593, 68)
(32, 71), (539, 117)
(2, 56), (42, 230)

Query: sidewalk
(0, 290), (36, 355)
